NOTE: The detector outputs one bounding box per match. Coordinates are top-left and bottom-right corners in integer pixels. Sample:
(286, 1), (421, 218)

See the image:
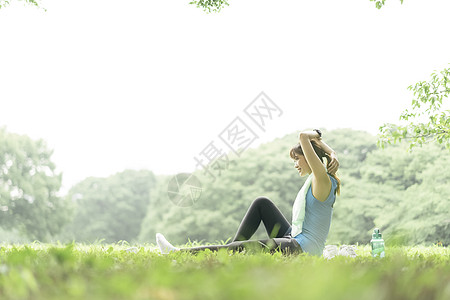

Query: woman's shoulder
(326, 174), (338, 199)
(308, 174), (338, 203)
(328, 174), (338, 187)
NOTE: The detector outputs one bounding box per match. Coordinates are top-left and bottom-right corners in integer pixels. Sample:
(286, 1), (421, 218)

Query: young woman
(156, 129), (341, 256)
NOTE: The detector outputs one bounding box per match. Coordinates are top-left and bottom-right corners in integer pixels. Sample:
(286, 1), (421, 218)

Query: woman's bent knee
(252, 196), (274, 207)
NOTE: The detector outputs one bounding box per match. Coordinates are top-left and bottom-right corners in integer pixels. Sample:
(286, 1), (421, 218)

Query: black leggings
(180, 197), (303, 255)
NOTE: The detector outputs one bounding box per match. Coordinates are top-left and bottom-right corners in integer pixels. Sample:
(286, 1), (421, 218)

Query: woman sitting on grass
(156, 129), (340, 256)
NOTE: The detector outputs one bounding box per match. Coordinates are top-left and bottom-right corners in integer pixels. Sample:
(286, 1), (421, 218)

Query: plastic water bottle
(370, 228), (385, 258)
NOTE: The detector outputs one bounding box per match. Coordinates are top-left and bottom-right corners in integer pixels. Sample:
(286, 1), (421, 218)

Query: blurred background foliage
(1, 127), (449, 246)
(0, 127), (70, 241)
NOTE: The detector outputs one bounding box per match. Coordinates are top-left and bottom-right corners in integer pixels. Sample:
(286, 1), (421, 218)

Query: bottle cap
(372, 228), (381, 239)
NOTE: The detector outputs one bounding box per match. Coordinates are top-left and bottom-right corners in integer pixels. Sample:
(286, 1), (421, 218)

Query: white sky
(1, 0), (449, 193)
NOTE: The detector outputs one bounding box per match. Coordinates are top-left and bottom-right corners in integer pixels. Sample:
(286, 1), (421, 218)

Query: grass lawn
(0, 243), (449, 300)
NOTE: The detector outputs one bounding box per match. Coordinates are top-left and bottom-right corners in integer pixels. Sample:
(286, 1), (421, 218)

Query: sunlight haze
(1, 0), (449, 193)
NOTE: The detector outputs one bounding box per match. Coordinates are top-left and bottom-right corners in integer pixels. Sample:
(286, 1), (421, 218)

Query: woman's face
(292, 153), (311, 176)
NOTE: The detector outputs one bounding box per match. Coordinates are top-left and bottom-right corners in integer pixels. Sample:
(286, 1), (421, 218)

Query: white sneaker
(338, 245), (357, 258)
(156, 233), (180, 254)
(323, 245), (339, 259)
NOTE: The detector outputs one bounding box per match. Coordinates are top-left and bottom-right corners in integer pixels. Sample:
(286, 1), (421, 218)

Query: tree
(372, 143), (450, 245)
(62, 169), (156, 243)
(379, 66), (450, 150)
(328, 140), (450, 246)
(0, 127), (71, 241)
(0, 0), (43, 10)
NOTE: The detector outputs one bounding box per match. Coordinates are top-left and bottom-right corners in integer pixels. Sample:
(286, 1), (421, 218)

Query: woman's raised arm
(298, 130), (331, 202)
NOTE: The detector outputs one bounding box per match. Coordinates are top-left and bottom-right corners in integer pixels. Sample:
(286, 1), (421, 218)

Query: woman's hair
(289, 142), (341, 196)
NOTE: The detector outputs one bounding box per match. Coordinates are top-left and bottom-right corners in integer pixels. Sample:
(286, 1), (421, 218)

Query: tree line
(1, 127), (449, 246)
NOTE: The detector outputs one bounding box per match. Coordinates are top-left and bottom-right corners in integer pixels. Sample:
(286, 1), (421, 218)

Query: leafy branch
(188, 1), (404, 13)
(189, 0), (229, 13)
(369, 0), (404, 9)
(378, 66), (450, 150)
(0, 0), (45, 11)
